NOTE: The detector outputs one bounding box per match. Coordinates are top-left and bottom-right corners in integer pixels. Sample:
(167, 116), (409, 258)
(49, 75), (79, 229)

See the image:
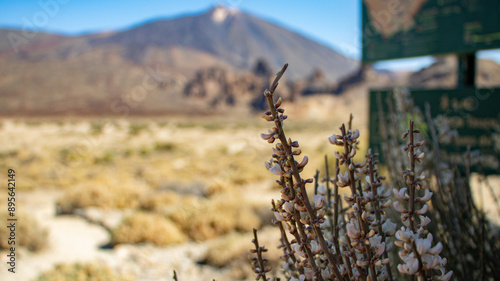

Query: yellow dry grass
(0, 211), (48, 252)
(111, 212), (187, 246)
(36, 262), (135, 281)
(0, 116), (369, 248)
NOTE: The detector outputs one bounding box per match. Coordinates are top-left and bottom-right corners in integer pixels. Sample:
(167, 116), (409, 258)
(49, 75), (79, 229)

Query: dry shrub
(56, 176), (148, 214)
(139, 190), (181, 212)
(168, 192), (261, 241)
(111, 212), (187, 246)
(36, 262), (134, 281)
(203, 227), (281, 280)
(204, 179), (233, 196)
(0, 211), (48, 252)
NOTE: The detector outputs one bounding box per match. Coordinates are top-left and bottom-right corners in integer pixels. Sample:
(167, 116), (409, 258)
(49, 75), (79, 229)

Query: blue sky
(0, 0), (499, 71)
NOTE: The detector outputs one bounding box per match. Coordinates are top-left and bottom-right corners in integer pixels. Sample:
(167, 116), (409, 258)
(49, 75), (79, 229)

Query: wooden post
(457, 52), (476, 88)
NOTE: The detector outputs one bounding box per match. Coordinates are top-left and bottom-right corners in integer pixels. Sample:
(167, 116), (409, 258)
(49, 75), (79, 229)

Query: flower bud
(313, 194), (325, 210)
(348, 148), (357, 158)
(274, 212), (284, 222)
(284, 202), (294, 213)
(297, 156), (308, 169)
(393, 201), (406, 213)
(352, 129), (360, 139)
(275, 97), (282, 108)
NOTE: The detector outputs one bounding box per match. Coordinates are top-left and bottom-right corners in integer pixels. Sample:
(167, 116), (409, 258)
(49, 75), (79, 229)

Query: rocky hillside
(0, 6), (360, 116)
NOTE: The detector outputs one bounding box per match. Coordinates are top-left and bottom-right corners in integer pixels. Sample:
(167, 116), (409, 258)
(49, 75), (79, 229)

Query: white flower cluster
(259, 67), (456, 280)
(329, 127), (396, 280)
(393, 121), (453, 280)
(395, 227), (452, 280)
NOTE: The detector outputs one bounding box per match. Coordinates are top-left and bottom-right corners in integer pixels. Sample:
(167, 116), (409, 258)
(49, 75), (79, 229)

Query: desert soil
(0, 189), (246, 281)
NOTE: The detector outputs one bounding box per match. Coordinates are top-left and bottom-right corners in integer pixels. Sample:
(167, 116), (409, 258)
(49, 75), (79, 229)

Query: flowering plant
(250, 64), (453, 281)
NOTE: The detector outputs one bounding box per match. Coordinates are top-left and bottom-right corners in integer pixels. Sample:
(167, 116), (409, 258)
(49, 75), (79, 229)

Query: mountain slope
(90, 6), (358, 81)
(0, 6), (359, 115)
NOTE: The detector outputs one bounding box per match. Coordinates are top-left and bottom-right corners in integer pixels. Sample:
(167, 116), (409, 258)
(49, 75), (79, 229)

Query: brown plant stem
(252, 228), (270, 281)
(272, 200), (302, 275)
(264, 64), (343, 280)
(367, 151), (393, 281)
(342, 245), (354, 279)
(405, 120), (426, 280)
(340, 124), (377, 281)
(345, 235), (366, 280)
(408, 120), (416, 232)
(332, 158), (342, 260)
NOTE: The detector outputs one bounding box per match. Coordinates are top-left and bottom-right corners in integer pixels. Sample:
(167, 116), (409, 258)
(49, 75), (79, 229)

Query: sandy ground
(0, 185), (278, 281)
(0, 119), (497, 281)
(0, 189), (112, 281)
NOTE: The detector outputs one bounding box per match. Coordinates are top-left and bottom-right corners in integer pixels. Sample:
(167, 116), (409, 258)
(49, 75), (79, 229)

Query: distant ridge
(88, 6), (358, 81)
(0, 5), (359, 115)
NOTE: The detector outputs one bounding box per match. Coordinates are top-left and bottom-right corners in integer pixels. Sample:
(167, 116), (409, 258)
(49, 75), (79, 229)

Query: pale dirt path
(0, 188), (263, 281)
(2, 176), (495, 281)
(0, 189), (112, 281)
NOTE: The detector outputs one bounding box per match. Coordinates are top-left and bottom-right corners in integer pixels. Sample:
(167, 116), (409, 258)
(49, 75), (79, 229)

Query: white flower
(415, 237), (432, 256)
(337, 171), (350, 187)
(347, 220), (361, 239)
(365, 175), (371, 183)
(369, 235), (386, 257)
(317, 184), (326, 195)
(265, 161), (283, 176)
(380, 198), (392, 208)
(393, 201), (406, 213)
(321, 267), (331, 279)
(274, 212), (284, 222)
(427, 242), (443, 255)
(310, 240), (320, 254)
(382, 219), (397, 236)
(417, 189), (433, 202)
(304, 268), (314, 280)
(297, 156), (308, 169)
(283, 202), (294, 214)
(292, 243), (306, 258)
(397, 256), (419, 275)
(418, 215), (431, 228)
(328, 134), (336, 144)
(414, 204), (429, 215)
(339, 264), (348, 276)
(313, 194), (325, 210)
(260, 130), (275, 140)
(380, 187), (391, 198)
(436, 270), (453, 281)
(422, 254), (440, 270)
(395, 227), (413, 243)
(393, 187), (408, 201)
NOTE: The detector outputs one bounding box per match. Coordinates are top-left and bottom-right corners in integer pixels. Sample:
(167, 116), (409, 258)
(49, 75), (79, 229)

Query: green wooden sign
(369, 88), (500, 174)
(362, 0), (500, 63)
